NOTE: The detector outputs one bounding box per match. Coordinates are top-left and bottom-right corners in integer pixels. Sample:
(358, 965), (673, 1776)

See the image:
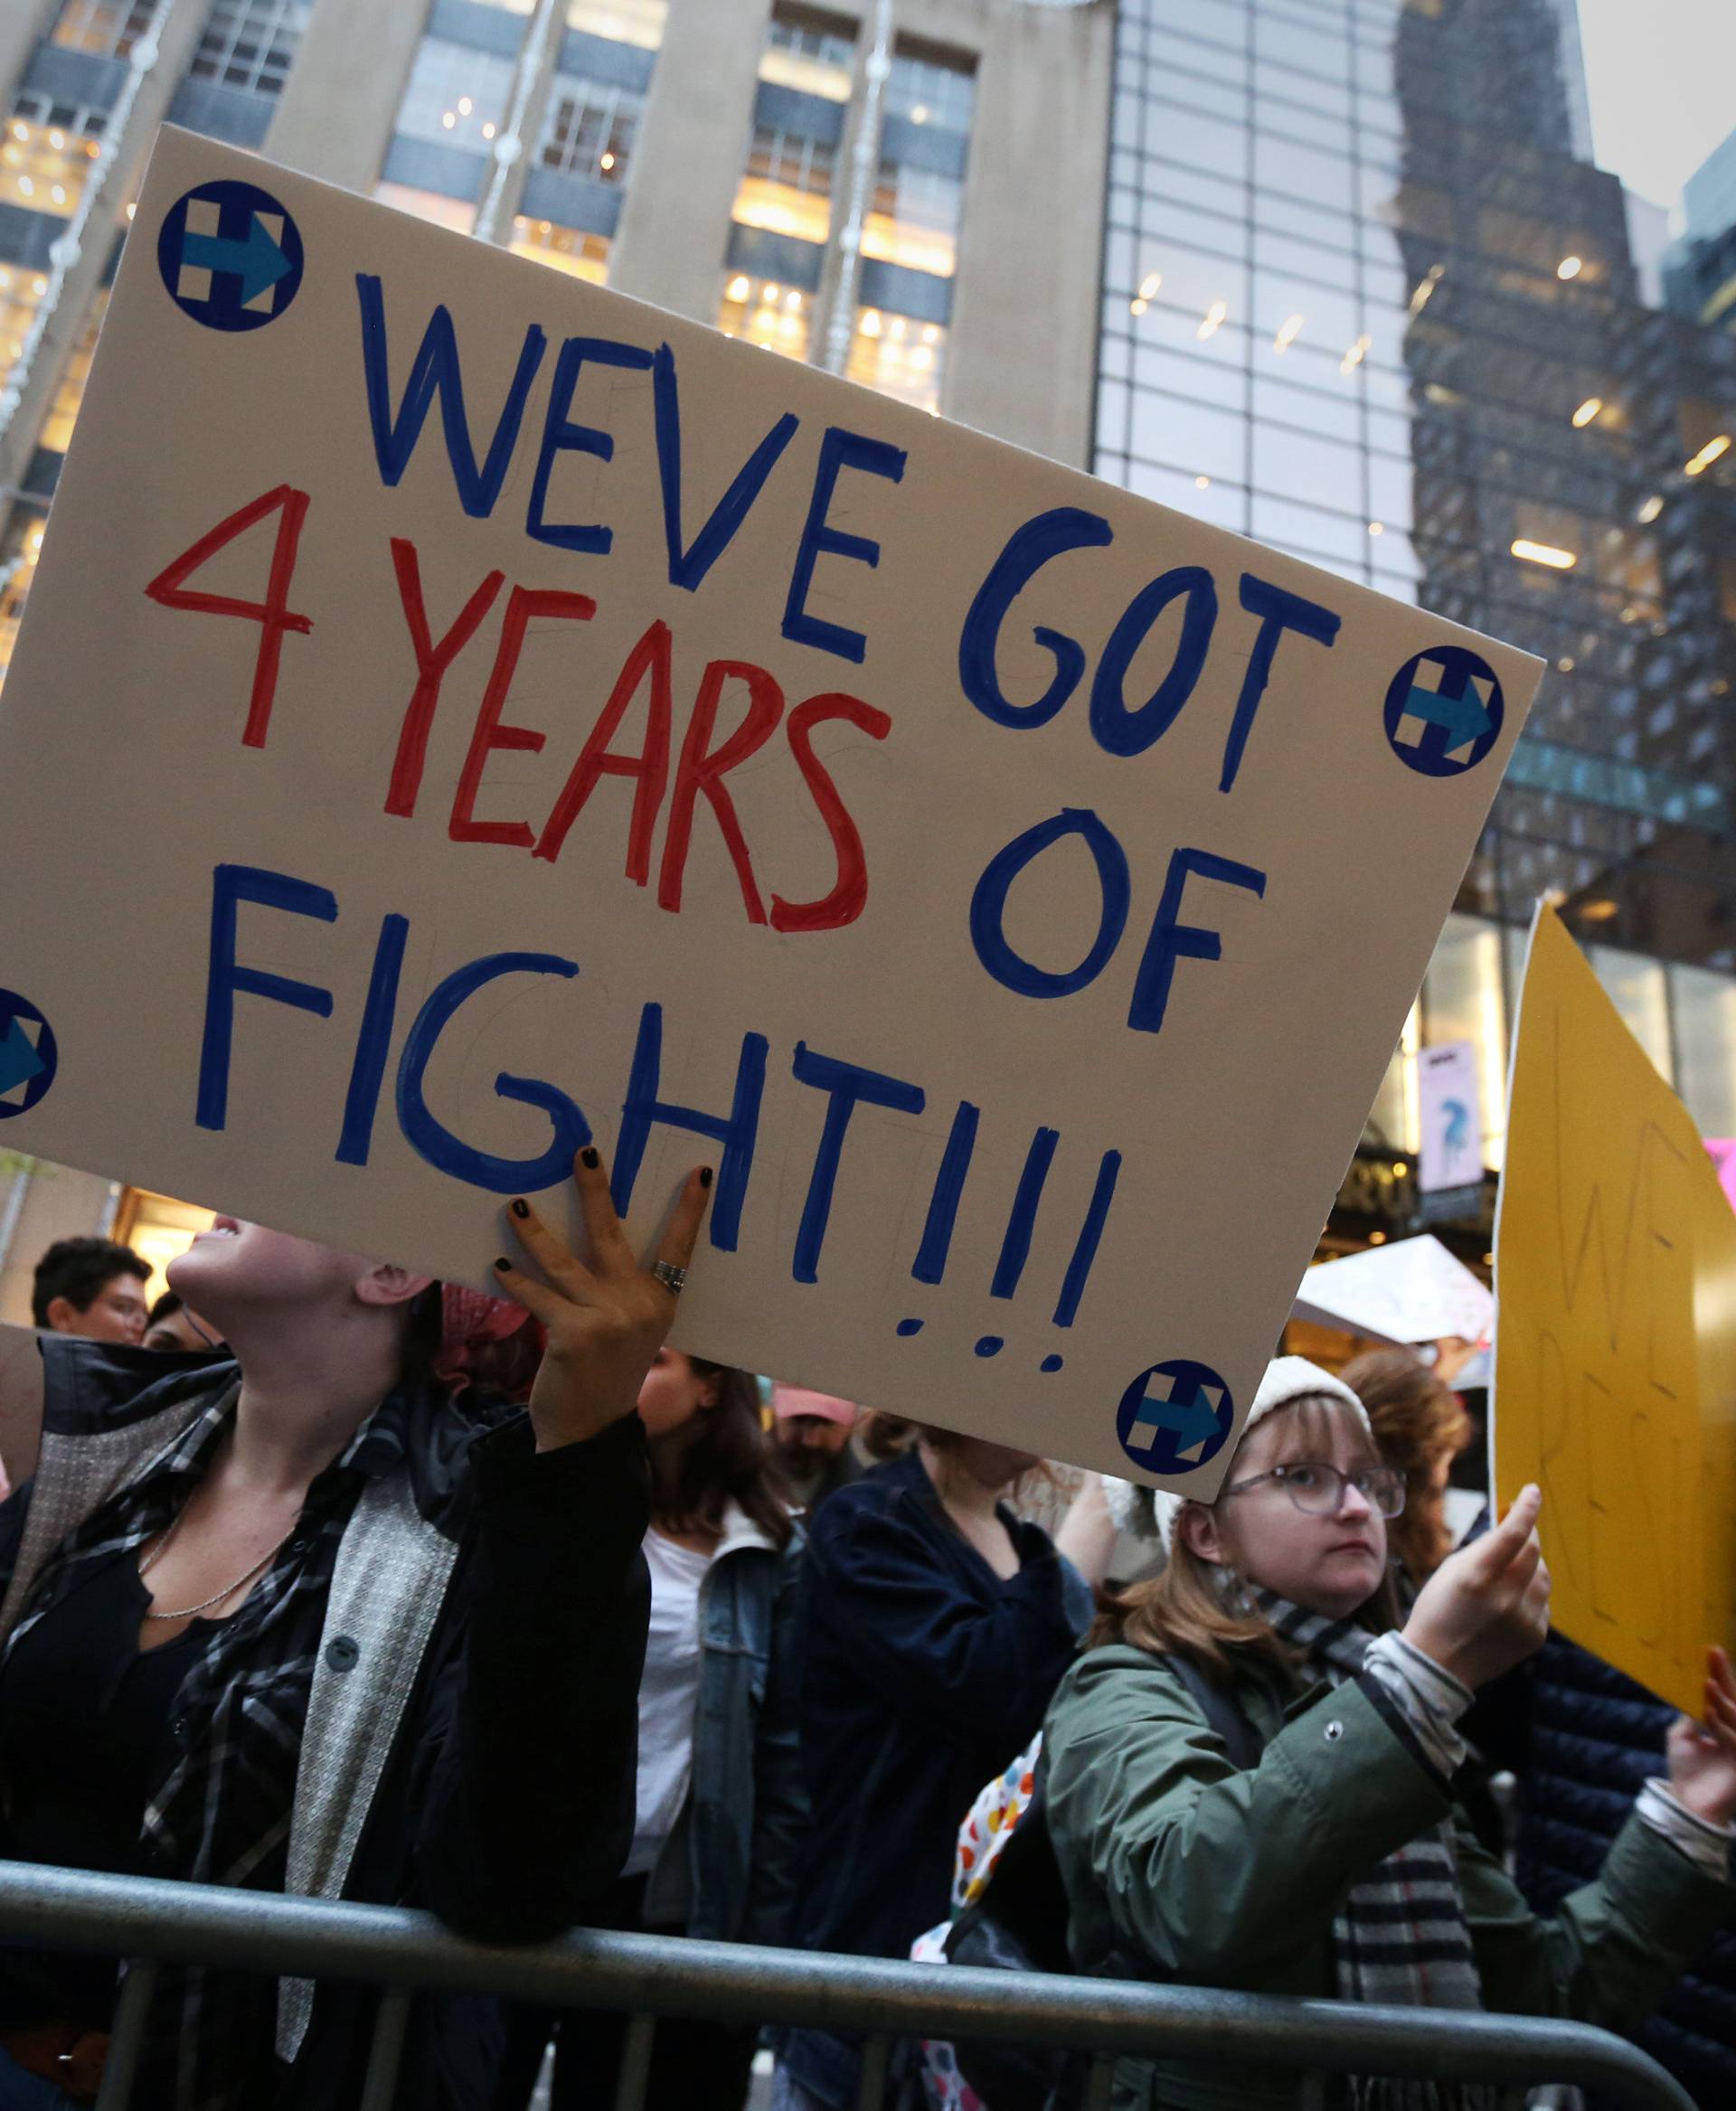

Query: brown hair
(1089, 1395), (1401, 1680)
(656, 1359), (794, 1550)
(1340, 1349), (1474, 1582)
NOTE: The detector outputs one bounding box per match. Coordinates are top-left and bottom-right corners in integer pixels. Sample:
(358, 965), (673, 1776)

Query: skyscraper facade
(1099, 0), (1736, 1209)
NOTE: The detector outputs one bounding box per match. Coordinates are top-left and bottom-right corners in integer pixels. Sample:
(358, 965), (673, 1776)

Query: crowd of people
(0, 1192), (1731, 2111)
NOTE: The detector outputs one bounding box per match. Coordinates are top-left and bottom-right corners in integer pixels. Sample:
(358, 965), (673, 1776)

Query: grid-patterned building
(1099, 0), (1736, 1233)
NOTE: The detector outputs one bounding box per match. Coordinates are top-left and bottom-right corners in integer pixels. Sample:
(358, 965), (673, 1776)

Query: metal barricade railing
(0, 1859), (1698, 2111)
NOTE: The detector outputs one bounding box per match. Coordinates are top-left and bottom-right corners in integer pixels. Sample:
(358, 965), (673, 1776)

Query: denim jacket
(663, 1503), (808, 1946)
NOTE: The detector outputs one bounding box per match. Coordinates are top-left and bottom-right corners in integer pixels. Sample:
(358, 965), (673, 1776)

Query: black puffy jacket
(1514, 1633), (1736, 2106)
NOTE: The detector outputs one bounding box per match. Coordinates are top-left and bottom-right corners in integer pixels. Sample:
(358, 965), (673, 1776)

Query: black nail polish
(495, 1257), (512, 1272)
(699, 1166), (714, 1190)
(580, 1146), (600, 1170)
(510, 1198), (529, 1218)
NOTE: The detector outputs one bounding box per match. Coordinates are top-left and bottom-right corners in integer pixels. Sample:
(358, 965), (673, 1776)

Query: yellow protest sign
(1495, 904), (1736, 1715)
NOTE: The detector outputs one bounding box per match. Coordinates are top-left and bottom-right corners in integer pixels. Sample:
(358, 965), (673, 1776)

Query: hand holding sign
(1402, 1484), (1550, 1690)
(1666, 1648), (1736, 1829)
(495, 1149), (712, 1452)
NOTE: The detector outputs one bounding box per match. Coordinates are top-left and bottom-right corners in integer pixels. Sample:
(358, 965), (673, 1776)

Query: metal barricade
(0, 1858), (1697, 2111)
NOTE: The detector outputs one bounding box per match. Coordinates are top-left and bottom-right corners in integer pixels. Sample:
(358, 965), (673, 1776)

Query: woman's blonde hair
(1340, 1348), (1474, 1582)
(1089, 1394), (1400, 1679)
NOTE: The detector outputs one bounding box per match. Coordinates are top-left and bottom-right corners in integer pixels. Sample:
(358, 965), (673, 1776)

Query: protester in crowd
(1042, 1357), (1736, 2111)
(142, 1289), (219, 1355)
(0, 1147), (707, 2111)
(774, 1416), (1117, 2111)
(499, 1346), (805, 2111)
(767, 1382), (863, 1514)
(29, 1239), (149, 1346)
(1514, 1642), (1736, 2103)
(1340, 1346), (1475, 1588)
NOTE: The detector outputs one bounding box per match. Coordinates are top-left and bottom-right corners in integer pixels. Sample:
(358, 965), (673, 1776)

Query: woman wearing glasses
(1042, 1358), (1736, 2111)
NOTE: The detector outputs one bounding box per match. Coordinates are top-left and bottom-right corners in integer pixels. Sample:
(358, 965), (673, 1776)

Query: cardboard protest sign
(1494, 906), (1736, 1713)
(0, 131), (1543, 1490)
(1294, 1233), (1492, 1347)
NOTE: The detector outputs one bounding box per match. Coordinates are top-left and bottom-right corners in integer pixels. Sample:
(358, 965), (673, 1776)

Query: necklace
(137, 1507), (296, 1622)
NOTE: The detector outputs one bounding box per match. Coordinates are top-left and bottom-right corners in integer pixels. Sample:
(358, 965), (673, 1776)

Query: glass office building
(1097, 0), (1736, 1179)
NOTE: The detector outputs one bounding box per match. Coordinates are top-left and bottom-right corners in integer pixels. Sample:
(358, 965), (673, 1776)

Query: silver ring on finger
(652, 1261), (687, 1295)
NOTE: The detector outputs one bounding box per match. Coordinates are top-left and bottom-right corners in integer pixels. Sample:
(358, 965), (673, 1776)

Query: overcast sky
(1578, 0), (1736, 215)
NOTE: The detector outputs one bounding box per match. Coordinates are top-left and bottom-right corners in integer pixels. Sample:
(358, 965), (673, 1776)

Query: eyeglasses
(1221, 1460), (1406, 1520)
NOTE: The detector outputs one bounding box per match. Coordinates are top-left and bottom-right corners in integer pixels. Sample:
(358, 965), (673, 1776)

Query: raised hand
(1667, 1647), (1736, 1829)
(494, 1147), (712, 1452)
(1401, 1484), (1550, 1690)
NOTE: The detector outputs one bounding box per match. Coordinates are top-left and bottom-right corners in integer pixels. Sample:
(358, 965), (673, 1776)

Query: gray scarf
(1252, 1589), (1496, 2111)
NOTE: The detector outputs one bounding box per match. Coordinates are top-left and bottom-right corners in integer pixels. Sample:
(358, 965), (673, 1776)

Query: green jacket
(1043, 1643), (1731, 2111)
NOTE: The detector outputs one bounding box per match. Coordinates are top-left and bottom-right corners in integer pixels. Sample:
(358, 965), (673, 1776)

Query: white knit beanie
(1105, 1355), (1372, 1551)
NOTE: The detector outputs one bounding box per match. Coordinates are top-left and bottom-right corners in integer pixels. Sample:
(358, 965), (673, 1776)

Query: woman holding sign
(0, 1148), (705, 2111)
(1042, 1358), (1736, 2110)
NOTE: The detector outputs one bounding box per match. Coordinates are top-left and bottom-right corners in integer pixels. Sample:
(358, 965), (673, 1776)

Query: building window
(719, 273), (812, 360)
(186, 0), (310, 99)
(885, 46), (976, 134)
(373, 184), (476, 234)
(863, 161), (962, 278)
(0, 507), (47, 700)
(537, 72), (644, 184)
(512, 215), (609, 283)
(392, 40), (517, 155)
(760, 5), (855, 102)
(37, 288), (107, 456)
(0, 103), (105, 221)
(566, 0), (666, 47)
(848, 307), (945, 414)
(48, 0), (156, 61)
(0, 267), (48, 401)
(734, 126), (835, 246)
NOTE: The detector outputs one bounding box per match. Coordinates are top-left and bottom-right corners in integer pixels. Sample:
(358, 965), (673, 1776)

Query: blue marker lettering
(199, 863), (336, 1132)
(1090, 565), (1218, 759)
(990, 1126), (1060, 1299)
(790, 1044), (925, 1284)
(526, 335), (654, 554)
(613, 1004), (766, 1249)
(395, 953), (588, 1192)
(781, 427), (907, 665)
(969, 808), (1129, 1000)
(912, 1100), (980, 1285)
(335, 911), (409, 1166)
(654, 344), (800, 591)
(958, 506), (1114, 730)
(1128, 846), (1268, 1034)
(1219, 574), (1343, 793)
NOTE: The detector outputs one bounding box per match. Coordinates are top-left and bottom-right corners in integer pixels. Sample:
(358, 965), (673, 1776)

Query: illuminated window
(36, 287), (107, 456)
(863, 162), (962, 278)
(0, 507), (47, 701)
(392, 40), (516, 155)
(187, 0), (310, 99)
(848, 308), (945, 414)
(0, 267), (48, 399)
(373, 184), (477, 234)
(1, 100), (106, 221)
(48, 0), (156, 61)
(885, 48), (975, 134)
(565, 0), (666, 47)
(537, 72), (644, 183)
(718, 274), (812, 361)
(511, 216), (609, 283)
(760, 6), (855, 102)
(734, 127), (834, 247)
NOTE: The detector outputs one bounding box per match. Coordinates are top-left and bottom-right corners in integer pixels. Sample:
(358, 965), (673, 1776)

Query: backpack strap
(1158, 1652), (1266, 1770)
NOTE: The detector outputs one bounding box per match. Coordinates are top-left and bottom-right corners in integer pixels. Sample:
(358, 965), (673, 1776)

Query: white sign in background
(1419, 1040), (1484, 1192)
(0, 134), (1543, 1491)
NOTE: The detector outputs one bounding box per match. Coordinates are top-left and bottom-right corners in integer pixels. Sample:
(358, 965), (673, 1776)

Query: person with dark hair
(1041, 1359), (1736, 2111)
(498, 1344), (805, 2111)
(1340, 1346), (1476, 1588)
(142, 1289), (220, 1355)
(773, 1416), (1113, 2111)
(30, 1239), (149, 1345)
(0, 1150), (708, 2111)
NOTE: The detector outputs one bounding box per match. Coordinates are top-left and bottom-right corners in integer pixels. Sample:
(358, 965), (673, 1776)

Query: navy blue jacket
(1514, 1633), (1736, 2106)
(781, 1448), (1090, 2103)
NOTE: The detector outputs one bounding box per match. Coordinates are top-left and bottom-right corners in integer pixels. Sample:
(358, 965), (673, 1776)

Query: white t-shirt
(623, 1528), (714, 1880)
